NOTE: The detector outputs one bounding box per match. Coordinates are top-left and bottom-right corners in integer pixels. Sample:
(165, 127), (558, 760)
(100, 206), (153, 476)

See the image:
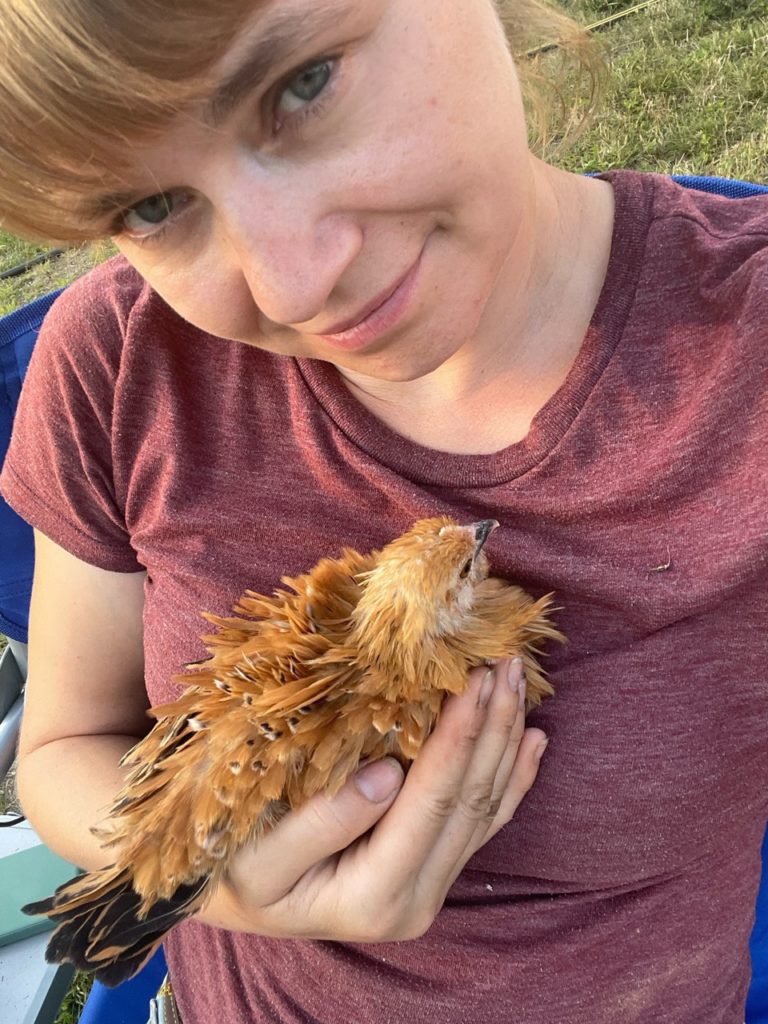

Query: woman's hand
(199, 657), (547, 942)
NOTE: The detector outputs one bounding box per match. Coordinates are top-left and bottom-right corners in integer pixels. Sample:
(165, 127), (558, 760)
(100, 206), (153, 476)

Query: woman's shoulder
(604, 168), (768, 258)
(627, 170), (768, 283)
(604, 170), (768, 346)
(655, 175), (768, 334)
(649, 172), (768, 235)
(32, 255), (224, 398)
(604, 167), (767, 223)
(41, 254), (184, 351)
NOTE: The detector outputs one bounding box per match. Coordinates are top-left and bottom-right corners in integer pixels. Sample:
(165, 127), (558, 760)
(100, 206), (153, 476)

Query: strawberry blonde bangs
(0, 0), (601, 243)
(0, 0), (258, 241)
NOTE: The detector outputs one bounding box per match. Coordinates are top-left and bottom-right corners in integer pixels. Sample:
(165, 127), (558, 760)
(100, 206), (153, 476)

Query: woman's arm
(17, 530), (148, 869)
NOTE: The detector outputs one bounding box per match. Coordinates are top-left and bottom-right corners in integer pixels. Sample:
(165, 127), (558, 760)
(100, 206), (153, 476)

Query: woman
(0, 1), (766, 1021)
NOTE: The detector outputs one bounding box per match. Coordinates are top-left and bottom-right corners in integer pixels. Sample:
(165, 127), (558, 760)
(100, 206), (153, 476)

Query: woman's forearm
(16, 734), (248, 932)
(17, 734), (142, 870)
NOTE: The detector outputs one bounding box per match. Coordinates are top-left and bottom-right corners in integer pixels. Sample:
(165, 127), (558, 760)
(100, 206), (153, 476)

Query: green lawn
(0, 244), (114, 317)
(557, 0), (768, 179)
(0, 2), (765, 1020)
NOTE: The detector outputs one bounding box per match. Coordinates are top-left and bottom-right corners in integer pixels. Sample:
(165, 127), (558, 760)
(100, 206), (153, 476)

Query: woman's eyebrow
(205, 4), (345, 127)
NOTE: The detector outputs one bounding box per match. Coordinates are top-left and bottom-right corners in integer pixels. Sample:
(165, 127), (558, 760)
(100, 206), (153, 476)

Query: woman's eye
(119, 191), (191, 239)
(276, 60), (333, 118)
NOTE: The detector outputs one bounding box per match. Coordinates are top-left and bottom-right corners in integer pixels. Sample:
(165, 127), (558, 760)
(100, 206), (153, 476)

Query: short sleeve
(0, 258), (146, 572)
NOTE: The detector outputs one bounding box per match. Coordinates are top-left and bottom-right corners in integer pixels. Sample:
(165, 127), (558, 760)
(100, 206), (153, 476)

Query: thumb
(241, 758), (405, 900)
(350, 757), (405, 804)
(300, 756), (405, 847)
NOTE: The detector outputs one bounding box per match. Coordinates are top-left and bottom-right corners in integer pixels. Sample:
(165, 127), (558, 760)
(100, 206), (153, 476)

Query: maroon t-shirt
(2, 171), (767, 1023)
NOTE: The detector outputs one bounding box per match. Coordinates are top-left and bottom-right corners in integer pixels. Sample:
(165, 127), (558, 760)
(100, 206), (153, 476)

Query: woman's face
(110, 0), (532, 382)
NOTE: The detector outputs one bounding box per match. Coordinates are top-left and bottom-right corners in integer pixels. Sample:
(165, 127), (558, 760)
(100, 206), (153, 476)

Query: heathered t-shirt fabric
(2, 171), (767, 1024)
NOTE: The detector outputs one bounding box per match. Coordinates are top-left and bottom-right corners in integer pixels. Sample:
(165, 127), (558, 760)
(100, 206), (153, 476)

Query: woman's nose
(214, 172), (364, 328)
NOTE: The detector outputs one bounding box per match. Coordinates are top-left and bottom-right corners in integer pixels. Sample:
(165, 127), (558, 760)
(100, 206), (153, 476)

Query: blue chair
(1, 174), (767, 1020)
(670, 174), (768, 200)
(749, 829), (768, 1023)
(0, 288), (167, 1022)
(0, 289), (62, 649)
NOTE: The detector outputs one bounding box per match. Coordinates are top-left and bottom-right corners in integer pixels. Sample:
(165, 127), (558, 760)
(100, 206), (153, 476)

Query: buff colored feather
(24, 517), (563, 985)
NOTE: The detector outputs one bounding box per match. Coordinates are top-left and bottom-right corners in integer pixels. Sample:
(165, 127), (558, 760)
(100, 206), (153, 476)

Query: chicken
(24, 516), (563, 985)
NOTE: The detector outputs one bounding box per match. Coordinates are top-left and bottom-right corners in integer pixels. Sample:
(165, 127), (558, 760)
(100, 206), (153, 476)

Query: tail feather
(24, 869), (117, 917)
(23, 866), (209, 987)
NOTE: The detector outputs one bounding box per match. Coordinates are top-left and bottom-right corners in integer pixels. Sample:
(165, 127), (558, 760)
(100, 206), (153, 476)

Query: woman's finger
(462, 663), (540, 847)
(481, 725), (547, 843)
(417, 658), (534, 882)
(438, 724), (548, 899)
(368, 660), (509, 887)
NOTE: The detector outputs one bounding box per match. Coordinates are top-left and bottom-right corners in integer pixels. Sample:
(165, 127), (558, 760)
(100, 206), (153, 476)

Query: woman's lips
(314, 253), (422, 351)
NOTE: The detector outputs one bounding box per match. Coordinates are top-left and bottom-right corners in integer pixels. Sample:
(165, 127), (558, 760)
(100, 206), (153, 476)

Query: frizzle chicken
(24, 516), (563, 985)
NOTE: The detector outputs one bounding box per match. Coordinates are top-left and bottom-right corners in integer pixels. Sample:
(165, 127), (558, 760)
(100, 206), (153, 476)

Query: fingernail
(507, 657), (524, 703)
(354, 758), (403, 802)
(534, 738), (549, 763)
(478, 668), (495, 708)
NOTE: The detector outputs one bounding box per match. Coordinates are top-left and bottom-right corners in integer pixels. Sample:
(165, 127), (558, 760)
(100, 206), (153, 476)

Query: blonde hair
(499, 0), (604, 155)
(0, 0), (602, 242)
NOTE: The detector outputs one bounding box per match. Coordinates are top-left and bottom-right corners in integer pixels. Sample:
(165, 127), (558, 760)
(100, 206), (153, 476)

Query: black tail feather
(24, 869), (209, 987)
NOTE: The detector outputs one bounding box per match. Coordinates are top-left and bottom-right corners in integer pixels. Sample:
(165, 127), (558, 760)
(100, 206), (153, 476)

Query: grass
(0, 1), (766, 1020)
(55, 973), (94, 1024)
(0, 244), (115, 317)
(555, 0), (768, 179)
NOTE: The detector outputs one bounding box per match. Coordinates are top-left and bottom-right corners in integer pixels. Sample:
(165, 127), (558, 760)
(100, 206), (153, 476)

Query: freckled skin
(112, 0), (533, 387)
(25, 517), (562, 986)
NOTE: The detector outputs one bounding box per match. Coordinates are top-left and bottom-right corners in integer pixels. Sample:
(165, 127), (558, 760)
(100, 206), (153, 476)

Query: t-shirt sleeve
(0, 260), (145, 572)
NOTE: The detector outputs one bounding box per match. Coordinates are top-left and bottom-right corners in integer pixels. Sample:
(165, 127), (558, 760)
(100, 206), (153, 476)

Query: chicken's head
(350, 517), (498, 658)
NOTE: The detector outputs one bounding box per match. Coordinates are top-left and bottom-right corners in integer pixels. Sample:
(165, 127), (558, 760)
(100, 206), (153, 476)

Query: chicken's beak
(472, 519), (499, 554)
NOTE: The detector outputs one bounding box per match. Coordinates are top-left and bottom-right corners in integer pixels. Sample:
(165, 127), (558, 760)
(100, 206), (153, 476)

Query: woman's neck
(337, 162), (615, 455)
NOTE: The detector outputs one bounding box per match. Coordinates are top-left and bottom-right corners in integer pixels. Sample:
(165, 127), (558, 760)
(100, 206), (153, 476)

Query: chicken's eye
(459, 559), (473, 580)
